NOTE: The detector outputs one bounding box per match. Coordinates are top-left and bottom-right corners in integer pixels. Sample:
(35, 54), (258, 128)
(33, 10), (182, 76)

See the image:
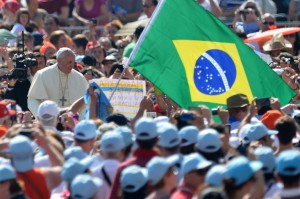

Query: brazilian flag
(127, 0), (295, 109)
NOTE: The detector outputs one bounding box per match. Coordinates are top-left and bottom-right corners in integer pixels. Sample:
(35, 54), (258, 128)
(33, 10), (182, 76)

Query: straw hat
(263, 33), (292, 52)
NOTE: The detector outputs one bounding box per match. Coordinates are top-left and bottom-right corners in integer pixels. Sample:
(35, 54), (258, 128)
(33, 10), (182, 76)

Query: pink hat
(4, 0), (20, 14)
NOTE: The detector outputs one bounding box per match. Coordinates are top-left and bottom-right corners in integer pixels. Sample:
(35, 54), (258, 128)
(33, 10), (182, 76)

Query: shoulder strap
(101, 166), (112, 187)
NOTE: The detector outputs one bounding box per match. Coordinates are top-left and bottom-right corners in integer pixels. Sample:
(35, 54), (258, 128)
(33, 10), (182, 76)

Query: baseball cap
(276, 149), (300, 176)
(71, 174), (102, 199)
(224, 156), (262, 186)
(196, 128), (221, 153)
(100, 131), (125, 153)
(9, 135), (34, 172)
(134, 117), (158, 140)
(37, 100), (59, 120)
(261, 110), (283, 130)
(178, 126), (199, 147)
(244, 123), (278, 142)
(239, 124), (253, 144)
(0, 164), (16, 182)
(146, 156), (178, 185)
(254, 146), (275, 174)
(157, 122), (180, 148)
(106, 113), (129, 126)
(226, 94), (249, 109)
(115, 126), (134, 147)
(121, 165), (148, 193)
(61, 157), (94, 183)
(181, 153), (213, 176)
(4, 0), (20, 14)
(153, 116), (169, 124)
(205, 165), (226, 187)
(0, 102), (16, 119)
(63, 146), (87, 160)
(74, 120), (98, 141)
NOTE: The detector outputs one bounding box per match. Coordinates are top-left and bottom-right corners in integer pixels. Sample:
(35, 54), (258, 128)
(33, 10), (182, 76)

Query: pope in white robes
(28, 48), (88, 116)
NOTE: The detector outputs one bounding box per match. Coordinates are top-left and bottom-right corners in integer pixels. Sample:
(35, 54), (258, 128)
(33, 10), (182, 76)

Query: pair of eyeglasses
(263, 21), (275, 25)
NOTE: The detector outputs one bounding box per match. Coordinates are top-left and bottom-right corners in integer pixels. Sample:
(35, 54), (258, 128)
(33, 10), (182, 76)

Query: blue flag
(83, 82), (113, 121)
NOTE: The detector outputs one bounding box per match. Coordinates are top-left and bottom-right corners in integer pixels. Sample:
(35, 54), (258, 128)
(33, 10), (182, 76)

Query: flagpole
(108, 61), (135, 101)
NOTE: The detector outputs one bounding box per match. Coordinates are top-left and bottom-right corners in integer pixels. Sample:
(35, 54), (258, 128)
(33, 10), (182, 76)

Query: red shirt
(17, 168), (50, 199)
(171, 184), (195, 199)
(109, 148), (158, 199)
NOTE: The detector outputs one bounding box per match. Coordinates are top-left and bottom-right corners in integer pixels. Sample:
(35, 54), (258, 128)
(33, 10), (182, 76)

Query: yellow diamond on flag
(173, 40), (254, 105)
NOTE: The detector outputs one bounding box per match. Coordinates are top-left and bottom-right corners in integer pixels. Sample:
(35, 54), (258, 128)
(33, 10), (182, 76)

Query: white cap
(37, 100), (59, 119)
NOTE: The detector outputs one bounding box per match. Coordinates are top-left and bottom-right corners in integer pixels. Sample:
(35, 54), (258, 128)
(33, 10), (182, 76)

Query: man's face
(143, 0), (156, 18)
(30, 57), (46, 76)
(57, 35), (67, 49)
(28, 0), (38, 12)
(57, 52), (75, 74)
(44, 17), (58, 34)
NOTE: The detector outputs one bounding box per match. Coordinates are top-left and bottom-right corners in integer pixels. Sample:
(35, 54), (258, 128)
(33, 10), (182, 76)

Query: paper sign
(91, 79), (146, 119)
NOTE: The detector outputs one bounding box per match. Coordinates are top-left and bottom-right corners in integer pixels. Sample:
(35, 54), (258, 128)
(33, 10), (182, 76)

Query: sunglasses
(263, 21), (275, 25)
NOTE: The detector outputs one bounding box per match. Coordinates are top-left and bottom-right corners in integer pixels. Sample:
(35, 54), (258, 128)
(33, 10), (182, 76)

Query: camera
(211, 108), (218, 115)
(10, 53), (38, 81)
(179, 113), (194, 122)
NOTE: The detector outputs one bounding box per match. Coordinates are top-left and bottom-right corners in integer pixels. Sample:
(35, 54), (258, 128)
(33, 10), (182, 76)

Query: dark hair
(9, 179), (24, 195)
(108, 63), (124, 77)
(134, 26), (144, 38)
(277, 173), (300, 187)
(160, 145), (180, 154)
(16, 8), (30, 25)
(153, 0), (158, 6)
(49, 30), (66, 47)
(197, 148), (225, 164)
(74, 138), (89, 144)
(275, 116), (297, 145)
(223, 175), (255, 198)
(46, 15), (59, 26)
(122, 183), (147, 199)
(25, 21), (39, 33)
(32, 52), (47, 63)
(72, 34), (88, 50)
(180, 143), (195, 155)
(136, 137), (158, 150)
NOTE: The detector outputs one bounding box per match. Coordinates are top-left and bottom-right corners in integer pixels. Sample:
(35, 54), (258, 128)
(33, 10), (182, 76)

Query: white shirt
(28, 64), (88, 116)
(92, 159), (120, 199)
(199, 0), (219, 11)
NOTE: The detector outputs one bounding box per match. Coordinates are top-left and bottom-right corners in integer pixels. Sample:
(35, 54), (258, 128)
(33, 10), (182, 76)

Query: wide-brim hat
(226, 94), (249, 109)
(263, 33), (292, 52)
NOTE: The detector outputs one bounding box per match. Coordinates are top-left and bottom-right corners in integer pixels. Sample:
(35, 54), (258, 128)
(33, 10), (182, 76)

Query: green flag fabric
(127, 0), (295, 109)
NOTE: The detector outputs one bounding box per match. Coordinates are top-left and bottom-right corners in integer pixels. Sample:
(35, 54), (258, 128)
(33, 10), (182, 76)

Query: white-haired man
(27, 47), (88, 116)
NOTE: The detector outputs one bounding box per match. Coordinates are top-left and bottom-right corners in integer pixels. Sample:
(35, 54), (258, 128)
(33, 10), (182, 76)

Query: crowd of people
(1, 0), (300, 199)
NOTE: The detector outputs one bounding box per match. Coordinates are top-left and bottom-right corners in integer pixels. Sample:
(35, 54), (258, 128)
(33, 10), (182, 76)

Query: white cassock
(28, 64), (88, 116)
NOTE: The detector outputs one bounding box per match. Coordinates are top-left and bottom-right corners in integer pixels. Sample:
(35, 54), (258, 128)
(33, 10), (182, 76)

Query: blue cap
(121, 165), (148, 192)
(101, 131), (125, 153)
(178, 126), (199, 147)
(197, 129), (221, 153)
(115, 126), (134, 147)
(9, 135), (34, 172)
(61, 157), (94, 183)
(205, 165), (226, 187)
(146, 156), (178, 185)
(74, 120), (98, 140)
(244, 123), (277, 142)
(276, 149), (300, 176)
(157, 122), (180, 148)
(134, 117), (158, 140)
(254, 146), (275, 174)
(181, 153), (213, 176)
(239, 124), (253, 144)
(224, 156), (262, 186)
(71, 174), (102, 199)
(0, 164), (16, 182)
(63, 146), (87, 160)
